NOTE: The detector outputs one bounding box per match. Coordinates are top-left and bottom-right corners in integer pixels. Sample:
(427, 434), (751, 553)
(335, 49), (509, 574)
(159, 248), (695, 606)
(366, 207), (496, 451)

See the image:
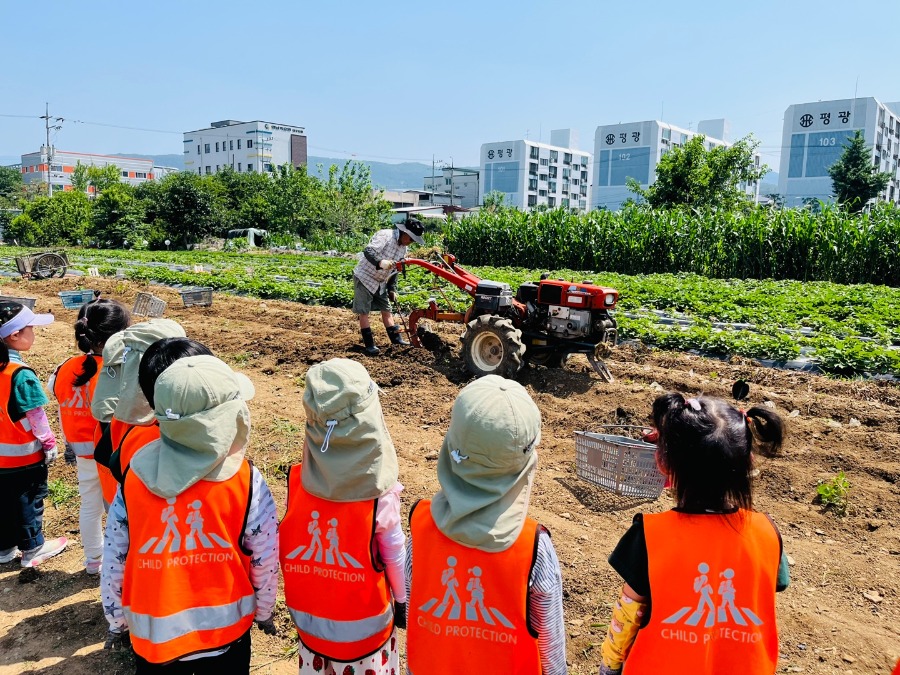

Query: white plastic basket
(575, 430), (666, 499)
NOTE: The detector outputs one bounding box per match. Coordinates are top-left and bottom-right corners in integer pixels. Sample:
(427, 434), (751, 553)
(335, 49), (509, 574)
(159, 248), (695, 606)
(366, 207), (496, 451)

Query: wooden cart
(15, 251), (69, 280)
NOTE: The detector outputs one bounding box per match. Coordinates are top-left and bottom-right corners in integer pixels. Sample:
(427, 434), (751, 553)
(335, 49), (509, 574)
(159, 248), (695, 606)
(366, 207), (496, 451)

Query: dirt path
(1, 278), (898, 674)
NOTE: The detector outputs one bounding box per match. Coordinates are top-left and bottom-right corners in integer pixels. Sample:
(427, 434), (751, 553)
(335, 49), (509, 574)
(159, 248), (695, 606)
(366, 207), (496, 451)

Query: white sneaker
(0, 547), (19, 564)
(21, 537), (68, 568)
(85, 559), (102, 576)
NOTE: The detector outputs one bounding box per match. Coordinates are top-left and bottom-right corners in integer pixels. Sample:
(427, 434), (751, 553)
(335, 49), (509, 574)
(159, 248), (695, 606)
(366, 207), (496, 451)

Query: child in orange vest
(0, 301), (68, 568)
(406, 375), (567, 675)
(599, 393), (790, 675)
(101, 340), (278, 671)
(280, 358), (406, 675)
(48, 298), (130, 575)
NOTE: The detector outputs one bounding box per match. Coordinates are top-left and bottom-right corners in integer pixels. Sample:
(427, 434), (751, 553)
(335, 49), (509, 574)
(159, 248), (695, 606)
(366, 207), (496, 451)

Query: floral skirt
(297, 629), (400, 675)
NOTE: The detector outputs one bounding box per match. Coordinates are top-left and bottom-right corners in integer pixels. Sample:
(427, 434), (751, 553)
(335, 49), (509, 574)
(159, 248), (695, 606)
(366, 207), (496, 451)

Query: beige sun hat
(130, 355), (255, 498)
(301, 358), (398, 502)
(431, 375), (541, 552)
(91, 319), (186, 426)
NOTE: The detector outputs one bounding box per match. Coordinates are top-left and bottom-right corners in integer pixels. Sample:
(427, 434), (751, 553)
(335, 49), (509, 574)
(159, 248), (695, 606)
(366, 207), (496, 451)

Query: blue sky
(1, 0), (895, 171)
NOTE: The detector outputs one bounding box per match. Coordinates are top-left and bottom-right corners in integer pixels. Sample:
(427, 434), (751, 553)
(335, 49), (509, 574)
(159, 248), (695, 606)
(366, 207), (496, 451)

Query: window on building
(540, 158), (548, 166)
(121, 170), (128, 177)
(564, 152), (572, 164)
(266, 163), (274, 172)
(135, 172), (147, 179)
(237, 139), (242, 150)
(197, 145), (201, 155)
(549, 181), (557, 192)
(581, 156), (588, 166)
(562, 168), (570, 179)
(205, 166), (211, 175)
(549, 166), (557, 178)
(529, 146), (539, 159)
(549, 150), (558, 162)
(215, 165), (219, 172)
(539, 189), (547, 197)
(204, 143), (210, 153)
(561, 198), (570, 208)
(528, 178), (538, 190)
(50, 164), (62, 171)
(230, 140), (234, 151)
(248, 140), (254, 149)
(539, 174), (547, 182)
(247, 164), (254, 171)
(548, 196), (556, 207)
(238, 163), (242, 172)
(681, 133), (688, 144)
(529, 162), (538, 175)
(198, 168), (202, 175)
(215, 142), (220, 152)
(662, 127), (672, 141)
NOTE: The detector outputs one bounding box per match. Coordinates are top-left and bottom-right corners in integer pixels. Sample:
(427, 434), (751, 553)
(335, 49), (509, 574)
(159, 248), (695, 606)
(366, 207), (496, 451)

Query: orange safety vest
(624, 510), (781, 675)
(52, 355), (102, 457)
(94, 420), (130, 505)
(122, 460), (255, 664)
(115, 422), (159, 479)
(0, 362), (44, 469)
(407, 499), (542, 675)
(280, 466), (394, 662)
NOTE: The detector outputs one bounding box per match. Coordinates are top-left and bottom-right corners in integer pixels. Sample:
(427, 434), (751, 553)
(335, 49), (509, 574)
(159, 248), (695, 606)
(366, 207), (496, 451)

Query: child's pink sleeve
(375, 482), (407, 603)
(25, 407), (57, 451)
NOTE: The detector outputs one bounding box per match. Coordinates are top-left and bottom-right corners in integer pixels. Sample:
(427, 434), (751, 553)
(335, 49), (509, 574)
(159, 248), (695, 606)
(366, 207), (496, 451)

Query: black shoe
(361, 328), (380, 356)
(387, 325), (410, 346)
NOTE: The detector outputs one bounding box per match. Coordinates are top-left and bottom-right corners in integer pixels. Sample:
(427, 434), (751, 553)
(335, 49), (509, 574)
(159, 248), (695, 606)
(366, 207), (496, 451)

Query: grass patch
(47, 478), (79, 507)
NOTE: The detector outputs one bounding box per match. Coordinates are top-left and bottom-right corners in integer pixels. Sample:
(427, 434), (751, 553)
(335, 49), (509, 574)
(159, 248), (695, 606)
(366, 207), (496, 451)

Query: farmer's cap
(301, 358), (398, 502)
(0, 304), (54, 339)
(431, 375), (541, 552)
(130, 355), (255, 498)
(396, 217), (425, 245)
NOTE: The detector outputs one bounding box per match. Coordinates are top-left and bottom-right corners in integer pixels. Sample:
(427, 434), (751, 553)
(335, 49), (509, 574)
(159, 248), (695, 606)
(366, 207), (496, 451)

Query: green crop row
(445, 203), (900, 286)
(3, 246), (899, 377)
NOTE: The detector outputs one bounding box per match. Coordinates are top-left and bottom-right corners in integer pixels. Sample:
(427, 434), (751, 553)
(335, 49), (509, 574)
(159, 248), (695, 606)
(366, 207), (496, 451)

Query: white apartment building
(20, 148), (158, 194)
(183, 119), (307, 175)
(777, 97), (900, 207)
(422, 167), (479, 208)
(480, 129), (591, 212)
(593, 119), (761, 210)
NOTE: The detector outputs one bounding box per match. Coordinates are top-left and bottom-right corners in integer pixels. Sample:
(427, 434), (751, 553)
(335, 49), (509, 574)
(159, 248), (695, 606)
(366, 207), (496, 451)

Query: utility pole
(39, 103), (63, 197)
(449, 156), (454, 207)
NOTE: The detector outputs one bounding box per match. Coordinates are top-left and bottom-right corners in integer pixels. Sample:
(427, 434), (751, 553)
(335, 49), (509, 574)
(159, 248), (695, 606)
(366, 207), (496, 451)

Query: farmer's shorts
(352, 276), (391, 315)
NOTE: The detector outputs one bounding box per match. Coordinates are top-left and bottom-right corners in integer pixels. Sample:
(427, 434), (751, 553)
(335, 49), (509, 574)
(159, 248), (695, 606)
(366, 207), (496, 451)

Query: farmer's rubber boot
(361, 327), (380, 356)
(387, 325), (410, 346)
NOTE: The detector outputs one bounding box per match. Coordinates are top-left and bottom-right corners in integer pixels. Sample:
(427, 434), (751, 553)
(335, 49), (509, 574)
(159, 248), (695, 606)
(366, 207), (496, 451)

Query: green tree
(311, 162), (391, 236)
(827, 130), (891, 212)
(90, 183), (148, 247)
(152, 172), (220, 247)
(269, 164), (319, 236)
(0, 166), (22, 202)
(71, 161), (89, 193)
(5, 191), (92, 245)
(481, 190), (507, 212)
(87, 164), (121, 195)
(629, 134), (767, 209)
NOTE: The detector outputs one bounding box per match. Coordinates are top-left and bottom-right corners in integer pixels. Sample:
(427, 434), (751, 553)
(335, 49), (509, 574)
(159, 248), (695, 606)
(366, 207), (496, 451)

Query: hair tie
(740, 408), (751, 426)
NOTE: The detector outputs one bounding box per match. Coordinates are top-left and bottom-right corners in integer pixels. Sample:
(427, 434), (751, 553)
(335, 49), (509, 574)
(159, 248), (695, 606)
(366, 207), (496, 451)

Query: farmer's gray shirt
(353, 228), (408, 295)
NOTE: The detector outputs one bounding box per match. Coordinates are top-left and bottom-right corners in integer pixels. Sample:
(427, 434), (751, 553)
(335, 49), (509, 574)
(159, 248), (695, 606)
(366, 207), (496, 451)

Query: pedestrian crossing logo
(61, 384), (92, 410)
(284, 512), (363, 569)
(662, 563), (764, 628)
(139, 498), (231, 555)
(419, 557), (515, 629)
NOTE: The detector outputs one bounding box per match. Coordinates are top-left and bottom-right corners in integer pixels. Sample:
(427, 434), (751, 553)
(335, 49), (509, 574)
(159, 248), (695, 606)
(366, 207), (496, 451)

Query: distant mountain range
(113, 153), (437, 191)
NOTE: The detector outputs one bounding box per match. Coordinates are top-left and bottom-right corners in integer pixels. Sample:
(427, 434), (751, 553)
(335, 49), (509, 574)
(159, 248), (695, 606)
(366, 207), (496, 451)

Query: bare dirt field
(1, 278), (898, 674)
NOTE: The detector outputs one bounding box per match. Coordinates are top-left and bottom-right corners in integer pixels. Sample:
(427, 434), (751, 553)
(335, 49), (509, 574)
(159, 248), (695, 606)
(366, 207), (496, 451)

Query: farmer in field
(353, 217), (425, 355)
(102, 344), (278, 671)
(406, 375), (567, 675)
(598, 393), (790, 675)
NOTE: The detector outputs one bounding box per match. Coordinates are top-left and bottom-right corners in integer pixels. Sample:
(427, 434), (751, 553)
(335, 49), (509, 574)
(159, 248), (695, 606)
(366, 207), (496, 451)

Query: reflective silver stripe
(124, 594), (256, 644)
(289, 604), (393, 643)
(0, 440), (43, 457)
(71, 441), (95, 456)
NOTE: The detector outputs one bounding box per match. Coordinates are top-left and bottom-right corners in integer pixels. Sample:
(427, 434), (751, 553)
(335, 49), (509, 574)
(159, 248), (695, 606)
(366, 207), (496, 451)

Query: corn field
(445, 204), (900, 286)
